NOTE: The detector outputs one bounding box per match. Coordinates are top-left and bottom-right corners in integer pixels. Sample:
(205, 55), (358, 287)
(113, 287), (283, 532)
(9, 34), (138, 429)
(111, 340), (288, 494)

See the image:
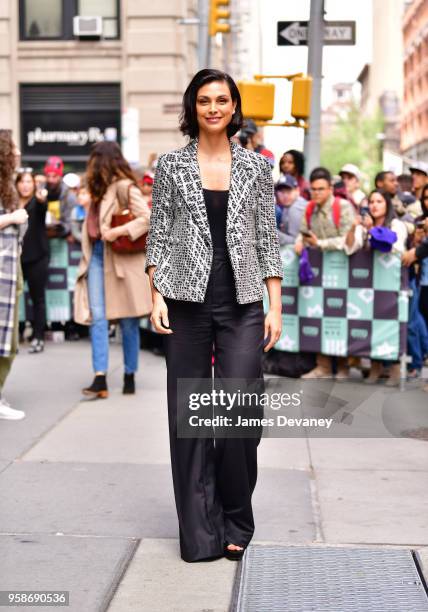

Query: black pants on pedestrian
(22, 256), (49, 341)
(164, 248), (264, 562)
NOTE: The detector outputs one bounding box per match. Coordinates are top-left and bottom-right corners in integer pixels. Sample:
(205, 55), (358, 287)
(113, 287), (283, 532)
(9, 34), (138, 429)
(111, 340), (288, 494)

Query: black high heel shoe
(224, 542), (246, 561)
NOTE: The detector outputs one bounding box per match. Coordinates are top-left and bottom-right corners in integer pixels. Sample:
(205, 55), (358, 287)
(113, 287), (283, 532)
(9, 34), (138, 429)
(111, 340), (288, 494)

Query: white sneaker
(0, 398), (26, 420)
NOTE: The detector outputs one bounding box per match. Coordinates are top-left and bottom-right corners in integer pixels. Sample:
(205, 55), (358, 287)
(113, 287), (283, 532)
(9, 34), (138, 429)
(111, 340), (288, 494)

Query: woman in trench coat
(74, 141), (152, 398)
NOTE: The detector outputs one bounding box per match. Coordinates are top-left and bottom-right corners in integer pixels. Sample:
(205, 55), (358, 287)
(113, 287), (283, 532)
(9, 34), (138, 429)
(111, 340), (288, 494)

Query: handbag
(73, 274), (91, 325)
(110, 183), (147, 254)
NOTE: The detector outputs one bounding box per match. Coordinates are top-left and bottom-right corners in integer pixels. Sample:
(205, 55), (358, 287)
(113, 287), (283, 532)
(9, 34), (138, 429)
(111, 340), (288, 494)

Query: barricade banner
(266, 247), (409, 360)
(19, 239), (152, 328)
(19, 239), (81, 323)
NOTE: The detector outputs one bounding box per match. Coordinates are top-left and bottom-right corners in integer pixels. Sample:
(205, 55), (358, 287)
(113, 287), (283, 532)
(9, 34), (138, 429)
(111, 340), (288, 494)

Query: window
(20, 0), (120, 40)
(23, 0), (62, 39)
(79, 0), (119, 38)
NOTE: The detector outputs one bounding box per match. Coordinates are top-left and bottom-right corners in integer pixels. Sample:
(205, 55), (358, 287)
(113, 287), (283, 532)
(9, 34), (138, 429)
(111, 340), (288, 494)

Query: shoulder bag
(110, 183), (147, 254)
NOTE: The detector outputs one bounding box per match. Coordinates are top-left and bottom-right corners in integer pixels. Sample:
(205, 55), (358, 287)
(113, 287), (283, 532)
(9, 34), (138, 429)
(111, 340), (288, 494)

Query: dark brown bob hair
(179, 69), (243, 139)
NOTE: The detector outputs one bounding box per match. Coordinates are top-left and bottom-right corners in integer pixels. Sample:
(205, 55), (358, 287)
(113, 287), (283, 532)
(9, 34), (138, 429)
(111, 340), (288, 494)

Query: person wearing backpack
(295, 167), (355, 379)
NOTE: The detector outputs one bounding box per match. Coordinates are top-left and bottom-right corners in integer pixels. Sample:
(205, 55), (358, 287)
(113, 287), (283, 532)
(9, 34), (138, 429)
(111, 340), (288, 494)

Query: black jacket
(21, 196), (49, 264)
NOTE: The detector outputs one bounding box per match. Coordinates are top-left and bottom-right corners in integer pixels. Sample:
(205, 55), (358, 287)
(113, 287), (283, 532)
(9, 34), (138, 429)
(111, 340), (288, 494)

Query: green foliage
(321, 101), (384, 191)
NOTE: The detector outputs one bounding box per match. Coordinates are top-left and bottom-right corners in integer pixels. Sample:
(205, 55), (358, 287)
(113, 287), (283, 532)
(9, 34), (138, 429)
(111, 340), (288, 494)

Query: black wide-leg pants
(164, 248), (264, 562)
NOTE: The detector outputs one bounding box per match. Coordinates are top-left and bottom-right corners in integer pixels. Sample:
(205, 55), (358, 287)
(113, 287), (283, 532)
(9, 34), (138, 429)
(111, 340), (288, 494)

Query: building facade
(0, 0), (199, 170)
(321, 83), (354, 139)
(402, 0), (428, 162)
(356, 0), (405, 159)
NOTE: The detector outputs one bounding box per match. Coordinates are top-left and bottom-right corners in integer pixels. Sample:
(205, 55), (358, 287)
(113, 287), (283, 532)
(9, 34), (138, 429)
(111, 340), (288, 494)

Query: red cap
(142, 173), (154, 185)
(44, 156), (64, 177)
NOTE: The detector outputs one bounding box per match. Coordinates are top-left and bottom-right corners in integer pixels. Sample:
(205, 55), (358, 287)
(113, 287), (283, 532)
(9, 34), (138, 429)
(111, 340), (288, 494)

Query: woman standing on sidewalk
(74, 142), (152, 398)
(345, 189), (407, 385)
(0, 130), (28, 420)
(145, 69), (283, 562)
(15, 170), (49, 354)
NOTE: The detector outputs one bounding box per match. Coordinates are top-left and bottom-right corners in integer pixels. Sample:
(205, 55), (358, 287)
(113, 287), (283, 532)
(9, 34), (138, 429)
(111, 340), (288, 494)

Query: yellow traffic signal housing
(209, 0), (231, 36)
(237, 80), (275, 121)
(291, 76), (312, 120)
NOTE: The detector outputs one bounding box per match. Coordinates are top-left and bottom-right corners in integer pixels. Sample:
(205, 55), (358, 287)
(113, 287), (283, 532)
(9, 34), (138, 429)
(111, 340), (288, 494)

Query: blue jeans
(88, 240), (140, 374)
(407, 277), (428, 370)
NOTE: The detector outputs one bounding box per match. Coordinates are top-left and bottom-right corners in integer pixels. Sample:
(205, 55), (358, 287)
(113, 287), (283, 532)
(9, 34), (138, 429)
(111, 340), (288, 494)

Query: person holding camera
(295, 167), (355, 380)
(15, 170), (49, 354)
(346, 190), (408, 386)
(344, 190), (407, 256)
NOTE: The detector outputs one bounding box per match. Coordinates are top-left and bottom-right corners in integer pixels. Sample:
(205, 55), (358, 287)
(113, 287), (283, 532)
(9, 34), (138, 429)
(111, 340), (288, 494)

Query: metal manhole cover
(232, 546), (428, 612)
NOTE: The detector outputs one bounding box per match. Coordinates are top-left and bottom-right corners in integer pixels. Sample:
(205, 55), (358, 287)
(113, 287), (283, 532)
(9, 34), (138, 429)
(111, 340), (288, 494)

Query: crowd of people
(1, 119), (428, 421)
(0, 129), (155, 420)
(272, 146), (428, 387)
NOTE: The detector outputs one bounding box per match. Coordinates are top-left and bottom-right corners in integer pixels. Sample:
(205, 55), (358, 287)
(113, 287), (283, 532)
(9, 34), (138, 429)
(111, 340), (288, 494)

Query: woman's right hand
(11, 209), (28, 225)
(150, 293), (173, 334)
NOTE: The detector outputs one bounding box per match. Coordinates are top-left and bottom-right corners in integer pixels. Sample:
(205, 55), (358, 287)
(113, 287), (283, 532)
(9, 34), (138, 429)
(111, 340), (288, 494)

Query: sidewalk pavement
(0, 340), (427, 611)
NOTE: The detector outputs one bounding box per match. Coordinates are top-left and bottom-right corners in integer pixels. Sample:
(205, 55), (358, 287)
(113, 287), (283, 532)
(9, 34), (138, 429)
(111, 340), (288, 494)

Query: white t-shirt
(344, 218), (408, 255)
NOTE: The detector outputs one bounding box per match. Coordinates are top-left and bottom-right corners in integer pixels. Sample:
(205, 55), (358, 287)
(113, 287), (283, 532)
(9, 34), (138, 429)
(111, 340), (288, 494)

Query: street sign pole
(304, 0), (325, 175)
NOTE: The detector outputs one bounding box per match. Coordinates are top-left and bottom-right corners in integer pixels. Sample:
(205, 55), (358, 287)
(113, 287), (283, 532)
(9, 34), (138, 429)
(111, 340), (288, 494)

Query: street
(1, 339), (428, 611)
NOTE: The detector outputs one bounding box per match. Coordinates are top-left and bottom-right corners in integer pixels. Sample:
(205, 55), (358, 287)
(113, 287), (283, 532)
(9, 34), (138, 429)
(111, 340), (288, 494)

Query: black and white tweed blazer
(145, 138), (283, 304)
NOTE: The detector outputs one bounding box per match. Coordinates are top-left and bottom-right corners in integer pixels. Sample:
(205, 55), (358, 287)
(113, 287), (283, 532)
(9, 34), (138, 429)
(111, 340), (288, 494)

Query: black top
(21, 196), (49, 264)
(203, 189), (228, 249)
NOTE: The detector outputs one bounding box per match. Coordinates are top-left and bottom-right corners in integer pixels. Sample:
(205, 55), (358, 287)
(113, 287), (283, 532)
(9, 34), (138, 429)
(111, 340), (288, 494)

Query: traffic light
(237, 80), (275, 121)
(291, 76), (312, 120)
(209, 0), (231, 36)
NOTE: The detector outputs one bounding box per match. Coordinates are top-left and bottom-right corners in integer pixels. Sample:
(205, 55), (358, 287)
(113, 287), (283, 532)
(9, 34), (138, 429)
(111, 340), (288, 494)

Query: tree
(321, 101), (384, 191)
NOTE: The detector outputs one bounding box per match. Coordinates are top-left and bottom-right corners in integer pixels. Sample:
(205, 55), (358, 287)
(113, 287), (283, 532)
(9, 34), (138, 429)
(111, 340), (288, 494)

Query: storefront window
(23, 0), (62, 39)
(78, 0), (119, 38)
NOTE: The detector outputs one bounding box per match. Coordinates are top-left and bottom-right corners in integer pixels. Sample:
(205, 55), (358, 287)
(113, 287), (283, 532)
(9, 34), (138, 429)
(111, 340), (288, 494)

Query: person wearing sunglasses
(15, 170), (49, 354)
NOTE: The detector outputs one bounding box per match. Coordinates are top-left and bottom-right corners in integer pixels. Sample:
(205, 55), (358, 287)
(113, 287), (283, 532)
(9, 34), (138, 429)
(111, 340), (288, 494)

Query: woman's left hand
(264, 308), (282, 352)
(102, 226), (124, 242)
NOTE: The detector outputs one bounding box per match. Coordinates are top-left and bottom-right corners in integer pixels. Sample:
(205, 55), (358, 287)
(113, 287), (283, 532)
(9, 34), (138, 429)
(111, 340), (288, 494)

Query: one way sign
(278, 21), (356, 46)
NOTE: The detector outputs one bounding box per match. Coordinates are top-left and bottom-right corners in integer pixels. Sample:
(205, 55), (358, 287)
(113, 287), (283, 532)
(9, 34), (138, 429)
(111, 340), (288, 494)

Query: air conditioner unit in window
(73, 16), (103, 38)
